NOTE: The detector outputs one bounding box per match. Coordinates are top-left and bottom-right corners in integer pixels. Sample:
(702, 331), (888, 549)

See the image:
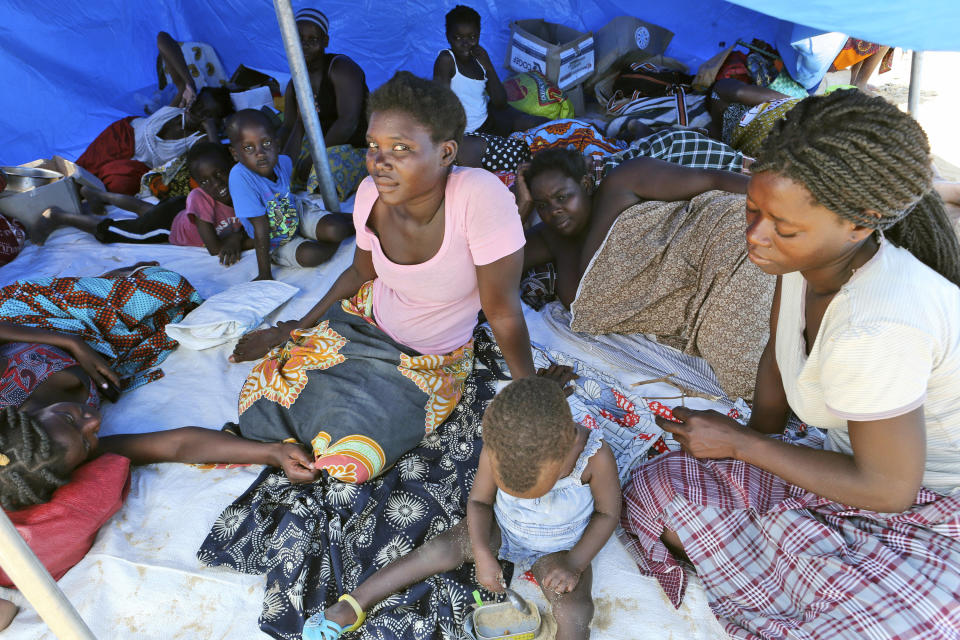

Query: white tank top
(445, 49), (489, 133)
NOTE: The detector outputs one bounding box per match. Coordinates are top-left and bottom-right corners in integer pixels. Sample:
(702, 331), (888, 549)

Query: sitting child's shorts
(271, 196), (333, 267)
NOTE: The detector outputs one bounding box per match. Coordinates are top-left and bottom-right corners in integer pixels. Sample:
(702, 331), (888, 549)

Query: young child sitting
(226, 109), (354, 281)
(33, 142), (252, 265)
(433, 5), (544, 136)
(303, 376), (621, 640)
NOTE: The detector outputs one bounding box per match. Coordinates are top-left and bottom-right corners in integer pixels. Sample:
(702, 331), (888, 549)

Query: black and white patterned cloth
(468, 132), (531, 173)
(602, 128), (745, 178)
(198, 328), (512, 640)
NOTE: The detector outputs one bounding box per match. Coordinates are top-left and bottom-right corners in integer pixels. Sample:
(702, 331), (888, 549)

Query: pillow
(164, 280), (299, 350)
(1, 453), (131, 588)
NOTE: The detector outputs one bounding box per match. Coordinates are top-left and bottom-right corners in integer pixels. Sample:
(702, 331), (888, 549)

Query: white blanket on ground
(0, 219), (728, 640)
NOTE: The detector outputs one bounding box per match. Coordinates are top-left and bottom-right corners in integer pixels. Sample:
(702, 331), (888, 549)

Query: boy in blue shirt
(226, 109), (353, 280)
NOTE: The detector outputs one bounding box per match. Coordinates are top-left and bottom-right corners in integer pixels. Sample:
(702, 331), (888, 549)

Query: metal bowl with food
(0, 167), (63, 193)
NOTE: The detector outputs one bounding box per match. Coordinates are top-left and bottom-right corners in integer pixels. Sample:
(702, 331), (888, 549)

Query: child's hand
(475, 552), (506, 594)
(275, 443), (319, 483)
(536, 363), (579, 396)
(219, 232), (244, 266)
(538, 552), (582, 594)
(471, 44), (493, 68)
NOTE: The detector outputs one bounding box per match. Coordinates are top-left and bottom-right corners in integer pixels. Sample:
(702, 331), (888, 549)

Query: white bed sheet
(0, 219), (727, 639)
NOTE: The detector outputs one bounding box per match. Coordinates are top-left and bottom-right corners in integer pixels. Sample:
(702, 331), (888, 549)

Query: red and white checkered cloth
(620, 451), (960, 640)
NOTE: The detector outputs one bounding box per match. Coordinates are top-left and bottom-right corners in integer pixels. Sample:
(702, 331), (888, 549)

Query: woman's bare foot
(229, 323), (296, 362)
(0, 598), (19, 631)
(80, 185), (107, 215)
(30, 207), (64, 245)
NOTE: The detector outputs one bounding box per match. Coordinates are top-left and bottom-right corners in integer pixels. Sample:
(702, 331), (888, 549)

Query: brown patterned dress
(570, 190), (774, 400)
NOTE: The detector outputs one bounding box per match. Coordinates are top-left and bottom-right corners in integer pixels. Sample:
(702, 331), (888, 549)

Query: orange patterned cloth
(236, 281), (474, 483)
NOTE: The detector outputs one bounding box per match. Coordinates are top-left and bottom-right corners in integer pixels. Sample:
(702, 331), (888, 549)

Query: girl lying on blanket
(302, 376), (620, 640)
(621, 90), (960, 640)
(518, 147), (773, 400)
(0, 400), (316, 629)
(32, 143), (253, 266)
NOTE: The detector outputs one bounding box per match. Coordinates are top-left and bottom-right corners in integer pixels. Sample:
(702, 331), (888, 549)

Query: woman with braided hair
(620, 89), (960, 639)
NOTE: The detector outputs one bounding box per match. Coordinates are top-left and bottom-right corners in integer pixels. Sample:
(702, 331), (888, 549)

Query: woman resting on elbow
(620, 90), (960, 640)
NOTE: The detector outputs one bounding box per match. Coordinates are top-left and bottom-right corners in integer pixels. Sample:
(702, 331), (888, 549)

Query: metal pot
(0, 167), (63, 193)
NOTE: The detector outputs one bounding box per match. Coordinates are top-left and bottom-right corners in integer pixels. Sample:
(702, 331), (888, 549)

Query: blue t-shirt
(228, 154), (299, 250)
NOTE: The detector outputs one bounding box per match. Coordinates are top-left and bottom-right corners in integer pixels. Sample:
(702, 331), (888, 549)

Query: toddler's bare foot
(229, 324), (294, 362)
(30, 207), (62, 245)
(0, 598), (19, 631)
(80, 185), (107, 215)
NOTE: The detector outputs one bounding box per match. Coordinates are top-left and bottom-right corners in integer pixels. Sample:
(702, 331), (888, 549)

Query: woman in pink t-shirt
(229, 72), (536, 484)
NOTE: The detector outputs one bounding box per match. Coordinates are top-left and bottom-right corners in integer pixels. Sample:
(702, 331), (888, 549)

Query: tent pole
(0, 510), (96, 639)
(907, 50), (924, 115)
(273, 0), (341, 212)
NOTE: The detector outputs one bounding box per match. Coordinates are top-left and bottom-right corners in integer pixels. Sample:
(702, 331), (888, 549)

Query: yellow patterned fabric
(730, 98), (801, 157)
(234, 280), (475, 483)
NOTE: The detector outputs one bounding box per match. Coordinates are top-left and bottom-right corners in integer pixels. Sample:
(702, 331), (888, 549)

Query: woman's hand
(538, 552), (582, 594)
(274, 442), (319, 483)
(654, 406), (755, 459)
(514, 162), (535, 224)
(475, 551), (505, 594)
(64, 336), (121, 391)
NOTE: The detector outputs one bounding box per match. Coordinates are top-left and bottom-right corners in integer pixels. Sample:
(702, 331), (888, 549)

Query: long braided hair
(751, 89), (960, 286)
(0, 406), (69, 511)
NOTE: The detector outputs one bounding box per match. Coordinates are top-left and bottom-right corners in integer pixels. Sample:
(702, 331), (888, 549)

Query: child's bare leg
(533, 557), (594, 640)
(323, 518), (500, 628)
(313, 213), (355, 244)
(712, 78), (788, 109)
(80, 186), (152, 217)
(295, 240), (340, 268)
(0, 597), (18, 631)
(31, 206), (106, 245)
(851, 46), (890, 89)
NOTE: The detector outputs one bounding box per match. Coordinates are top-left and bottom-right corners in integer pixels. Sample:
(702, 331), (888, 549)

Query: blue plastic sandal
(302, 595), (366, 640)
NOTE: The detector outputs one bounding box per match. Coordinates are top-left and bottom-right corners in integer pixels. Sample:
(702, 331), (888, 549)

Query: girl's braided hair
(0, 406), (69, 511)
(751, 89), (960, 286)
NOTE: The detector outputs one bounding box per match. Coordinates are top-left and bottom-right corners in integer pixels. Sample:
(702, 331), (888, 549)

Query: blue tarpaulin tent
(2, 0), (957, 167)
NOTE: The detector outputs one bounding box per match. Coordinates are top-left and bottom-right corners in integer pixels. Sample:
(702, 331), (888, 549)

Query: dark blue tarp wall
(0, 0), (787, 166)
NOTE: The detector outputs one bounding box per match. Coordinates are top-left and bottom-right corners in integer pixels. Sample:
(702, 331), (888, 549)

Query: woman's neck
(802, 234), (879, 295)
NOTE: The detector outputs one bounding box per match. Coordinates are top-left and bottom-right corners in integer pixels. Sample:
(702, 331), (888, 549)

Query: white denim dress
(494, 428), (603, 572)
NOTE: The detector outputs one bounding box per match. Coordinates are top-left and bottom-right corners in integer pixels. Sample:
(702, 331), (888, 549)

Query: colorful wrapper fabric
(296, 140), (368, 202)
(236, 281), (474, 483)
(0, 343), (99, 409)
(512, 118), (627, 158)
(199, 328), (513, 640)
(724, 97), (802, 157)
(0, 266), (202, 391)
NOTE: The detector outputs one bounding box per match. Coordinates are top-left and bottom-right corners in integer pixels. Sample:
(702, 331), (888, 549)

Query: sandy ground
(870, 51), (960, 180)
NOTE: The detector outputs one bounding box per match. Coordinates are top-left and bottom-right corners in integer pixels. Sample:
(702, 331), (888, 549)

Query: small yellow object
(0, 453), (9, 467)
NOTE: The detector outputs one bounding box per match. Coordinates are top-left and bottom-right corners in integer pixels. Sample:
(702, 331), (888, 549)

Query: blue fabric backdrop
(0, 0), (956, 166)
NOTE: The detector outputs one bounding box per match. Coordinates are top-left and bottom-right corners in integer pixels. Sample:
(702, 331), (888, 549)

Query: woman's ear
(850, 209), (883, 242)
(439, 140), (459, 167)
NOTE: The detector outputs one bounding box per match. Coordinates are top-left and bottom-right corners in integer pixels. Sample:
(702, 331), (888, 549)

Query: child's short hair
(368, 71), (466, 145)
(194, 86), (235, 120)
(526, 148), (588, 187)
(186, 141), (234, 173)
(225, 109), (278, 144)
(481, 377), (577, 493)
(445, 4), (481, 32)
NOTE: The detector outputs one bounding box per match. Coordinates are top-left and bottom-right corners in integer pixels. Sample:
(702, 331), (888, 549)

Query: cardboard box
(0, 156), (104, 238)
(593, 16), (673, 77)
(505, 19), (595, 90)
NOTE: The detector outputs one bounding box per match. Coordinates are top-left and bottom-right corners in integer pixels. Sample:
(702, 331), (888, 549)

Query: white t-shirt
(776, 239), (960, 494)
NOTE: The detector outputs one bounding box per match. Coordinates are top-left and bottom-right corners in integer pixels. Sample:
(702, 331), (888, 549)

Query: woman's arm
(578, 159), (750, 277)
(477, 249), (535, 379)
(295, 247), (376, 329)
(560, 442), (620, 584)
(279, 80), (303, 155)
(97, 428), (318, 483)
(747, 277), (790, 434)
(473, 45), (507, 109)
(658, 406), (926, 513)
(324, 58), (366, 147)
(522, 226), (554, 271)
(0, 322), (119, 389)
(467, 449), (504, 592)
(157, 31), (195, 108)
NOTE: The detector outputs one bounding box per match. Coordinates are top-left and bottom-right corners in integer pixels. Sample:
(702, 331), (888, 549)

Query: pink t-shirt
(169, 188), (242, 247)
(354, 167), (525, 355)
